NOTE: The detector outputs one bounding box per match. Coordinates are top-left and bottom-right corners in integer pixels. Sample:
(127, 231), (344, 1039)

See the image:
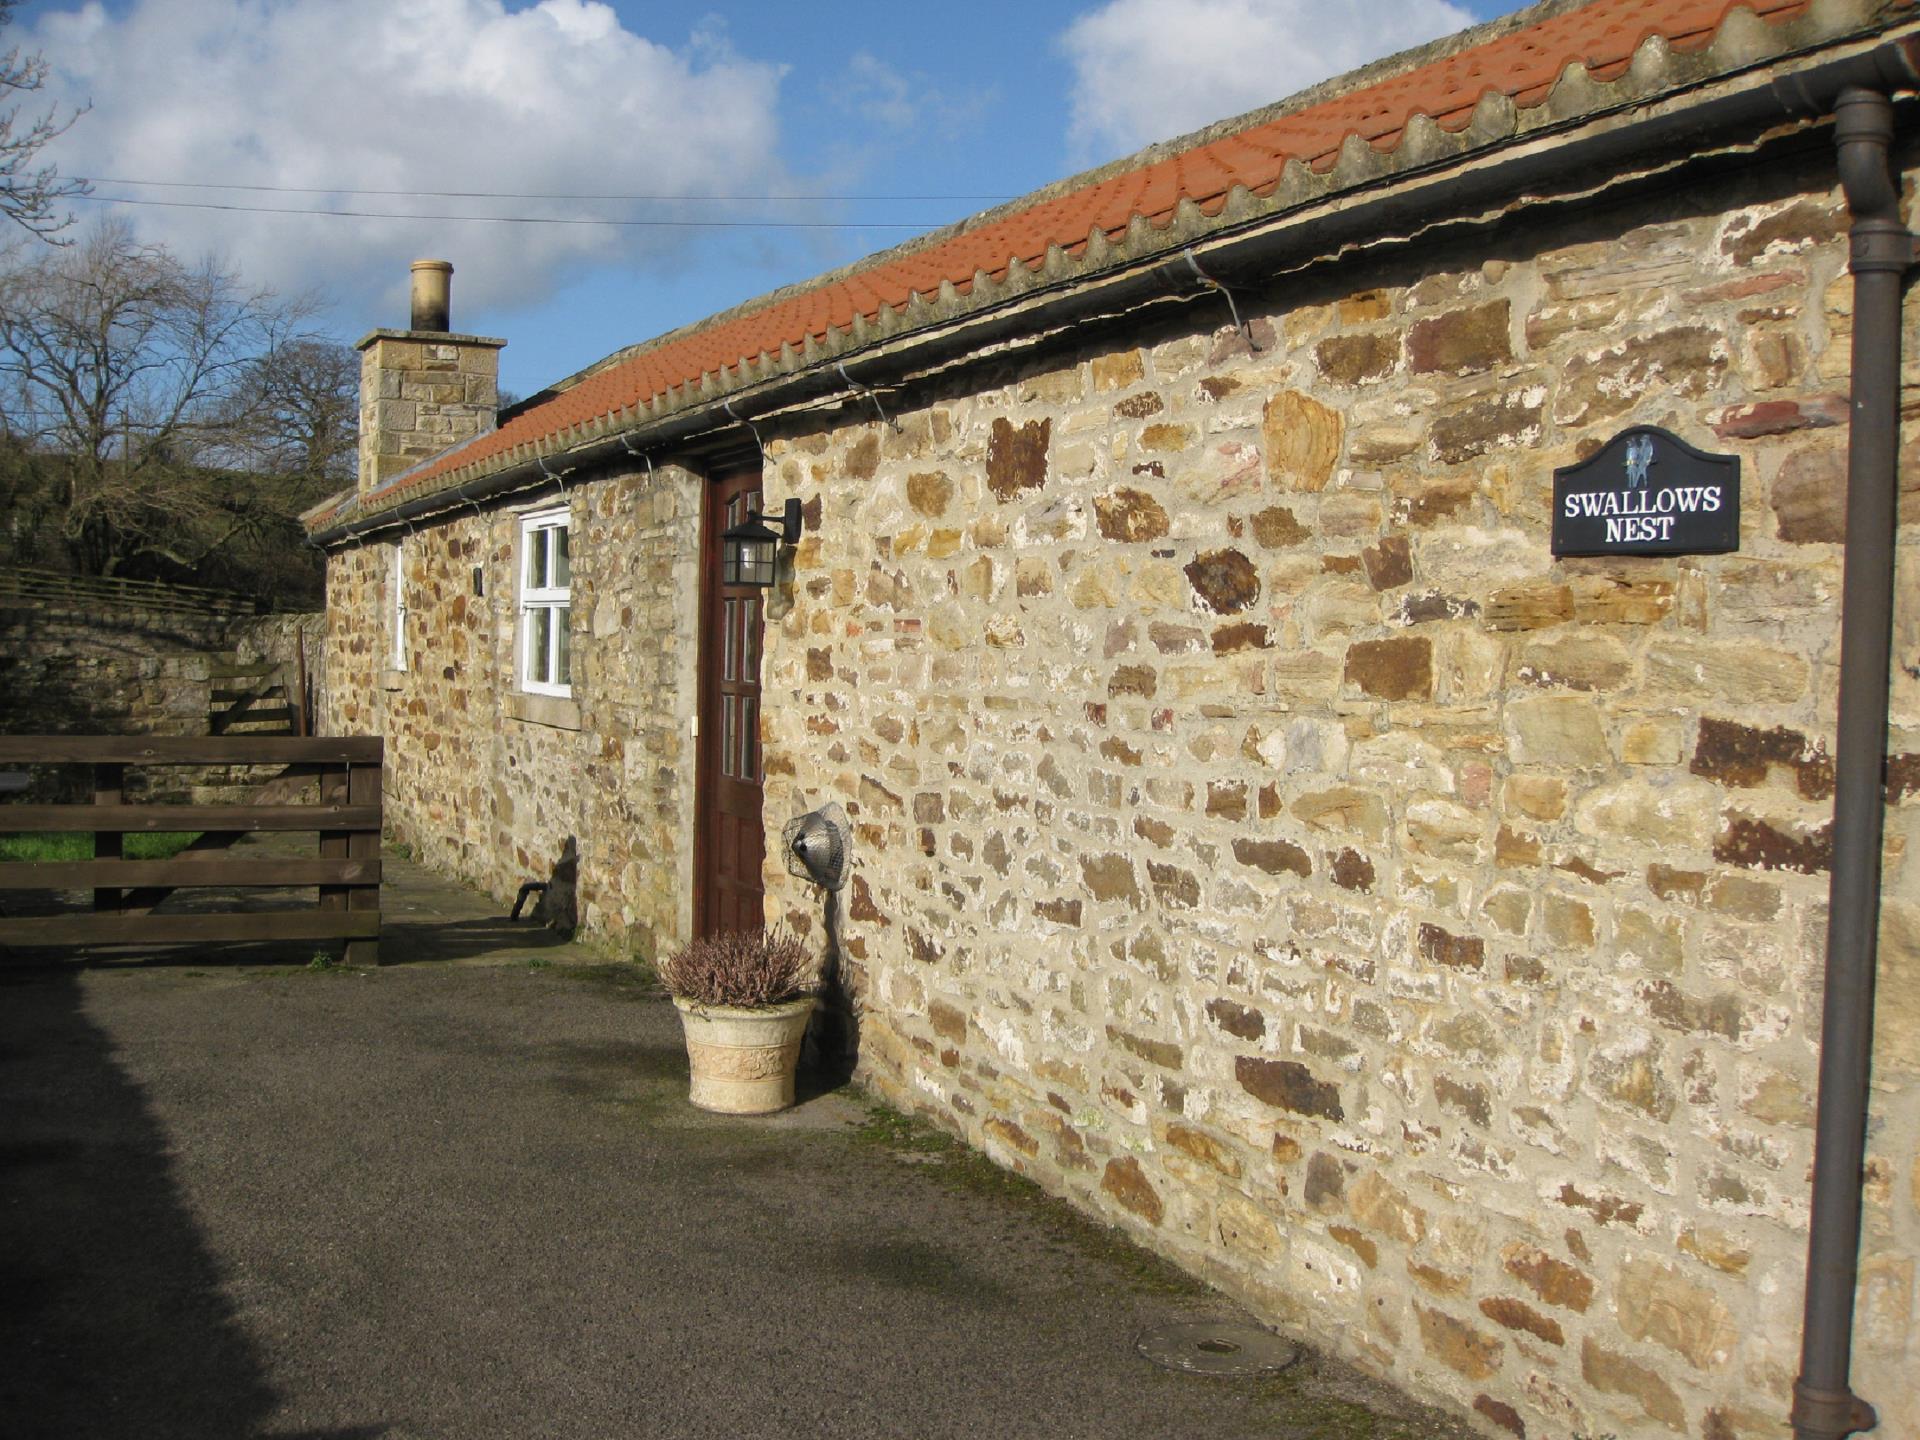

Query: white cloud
(1060, 0), (1475, 163)
(28, 0), (793, 324)
(835, 52), (995, 142)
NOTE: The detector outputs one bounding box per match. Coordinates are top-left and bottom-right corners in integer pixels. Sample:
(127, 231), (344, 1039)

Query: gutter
(311, 29), (1920, 550)
(1791, 80), (1918, 1440)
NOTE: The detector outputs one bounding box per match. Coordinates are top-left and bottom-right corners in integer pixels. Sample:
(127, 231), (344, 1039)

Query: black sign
(1551, 426), (1739, 557)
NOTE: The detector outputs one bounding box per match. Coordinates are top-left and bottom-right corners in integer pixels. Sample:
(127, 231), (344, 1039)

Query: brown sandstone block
(1418, 923), (1485, 970)
(1232, 836), (1310, 877)
(1407, 300), (1511, 376)
(1261, 390), (1341, 491)
(1100, 1156), (1164, 1224)
(1303, 1151), (1344, 1208)
(1236, 1057), (1343, 1120)
(1430, 389), (1543, 465)
(982, 1117), (1040, 1157)
(1080, 852), (1142, 906)
(1616, 1256), (1736, 1369)
(1216, 1191), (1283, 1261)
(1163, 1123), (1243, 1178)
(1316, 331), (1398, 385)
(1205, 998), (1266, 1040)
(1415, 1306), (1502, 1380)
(1501, 1243), (1594, 1311)
(1093, 485), (1170, 542)
(1555, 326), (1725, 427)
(1091, 348), (1144, 391)
(1507, 696), (1609, 768)
(986, 417), (1049, 500)
(1345, 636), (1432, 700)
(1478, 1296), (1563, 1346)
(1580, 1338), (1686, 1431)
(1184, 549), (1261, 614)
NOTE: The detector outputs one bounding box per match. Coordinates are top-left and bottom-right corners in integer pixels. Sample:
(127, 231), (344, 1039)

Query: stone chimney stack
(356, 259), (506, 498)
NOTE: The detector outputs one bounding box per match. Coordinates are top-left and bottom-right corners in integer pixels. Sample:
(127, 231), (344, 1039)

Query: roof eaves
(323, 0), (1911, 534)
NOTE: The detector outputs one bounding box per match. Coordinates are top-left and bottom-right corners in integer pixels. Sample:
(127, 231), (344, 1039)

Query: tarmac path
(1, 853), (1471, 1440)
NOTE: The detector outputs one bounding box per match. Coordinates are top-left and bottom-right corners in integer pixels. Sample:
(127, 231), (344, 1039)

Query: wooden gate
(0, 736), (383, 963)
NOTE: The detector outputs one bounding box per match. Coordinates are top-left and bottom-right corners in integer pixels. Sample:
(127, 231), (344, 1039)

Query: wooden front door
(697, 469), (767, 937)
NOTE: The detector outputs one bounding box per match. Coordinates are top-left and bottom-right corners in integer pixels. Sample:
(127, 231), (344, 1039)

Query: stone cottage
(308, 1), (1920, 1434)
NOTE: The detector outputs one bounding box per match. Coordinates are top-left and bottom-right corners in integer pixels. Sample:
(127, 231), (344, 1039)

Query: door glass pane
(554, 606), (571, 685)
(723, 599), (737, 681)
(553, 524), (570, 586)
(722, 695), (737, 778)
(742, 597), (758, 677)
(741, 697), (757, 781)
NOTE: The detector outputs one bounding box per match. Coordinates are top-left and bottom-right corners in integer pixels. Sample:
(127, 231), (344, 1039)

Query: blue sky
(19, 0), (1514, 400)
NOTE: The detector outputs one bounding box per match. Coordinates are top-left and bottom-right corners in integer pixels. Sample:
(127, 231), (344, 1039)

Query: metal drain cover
(1136, 1321), (1301, 1376)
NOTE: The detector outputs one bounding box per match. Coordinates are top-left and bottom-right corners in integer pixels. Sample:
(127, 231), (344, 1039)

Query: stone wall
(753, 151), (1920, 1439)
(0, 600), (233, 739)
(0, 600), (326, 798)
(0, 602), (324, 738)
(321, 462), (702, 954)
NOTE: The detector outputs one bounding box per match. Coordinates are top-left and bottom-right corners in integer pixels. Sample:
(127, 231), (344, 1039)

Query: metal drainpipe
(1793, 85), (1916, 1440)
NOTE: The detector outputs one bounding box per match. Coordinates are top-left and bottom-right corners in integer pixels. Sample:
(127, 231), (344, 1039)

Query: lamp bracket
(759, 496), (803, 541)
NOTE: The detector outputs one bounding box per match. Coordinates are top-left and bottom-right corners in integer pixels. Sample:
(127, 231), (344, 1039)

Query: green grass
(0, 831), (202, 862)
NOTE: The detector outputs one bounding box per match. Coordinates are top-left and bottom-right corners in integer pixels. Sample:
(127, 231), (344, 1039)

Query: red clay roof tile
(354, 0), (1840, 515)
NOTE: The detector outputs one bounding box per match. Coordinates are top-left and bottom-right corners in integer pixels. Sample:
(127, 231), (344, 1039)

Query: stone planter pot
(672, 996), (816, 1115)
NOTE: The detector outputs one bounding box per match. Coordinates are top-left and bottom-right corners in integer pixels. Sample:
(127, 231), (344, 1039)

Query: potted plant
(659, 927), (817, 1115)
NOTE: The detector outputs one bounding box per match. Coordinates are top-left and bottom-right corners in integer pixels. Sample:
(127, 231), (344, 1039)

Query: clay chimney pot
(410, 259), (453, 333)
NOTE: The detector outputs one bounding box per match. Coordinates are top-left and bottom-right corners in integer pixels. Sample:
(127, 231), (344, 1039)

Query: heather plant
(659, 927), (815, 1008)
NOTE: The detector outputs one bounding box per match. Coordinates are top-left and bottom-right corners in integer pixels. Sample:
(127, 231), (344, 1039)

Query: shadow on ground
(0, 966), (390, 1440)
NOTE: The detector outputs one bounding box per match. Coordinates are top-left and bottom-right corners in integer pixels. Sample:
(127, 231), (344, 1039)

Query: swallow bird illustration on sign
(1624, 433), (1655, 489)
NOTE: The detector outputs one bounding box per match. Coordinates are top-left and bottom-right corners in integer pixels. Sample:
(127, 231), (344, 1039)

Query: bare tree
(219, 336), (359, 492)
(0, 219), (320, 583)
(0, 0), (87, 241)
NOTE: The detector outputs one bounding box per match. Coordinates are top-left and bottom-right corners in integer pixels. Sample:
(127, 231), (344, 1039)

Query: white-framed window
(518, 507), (571, 696)
(389, 541), (408, 672)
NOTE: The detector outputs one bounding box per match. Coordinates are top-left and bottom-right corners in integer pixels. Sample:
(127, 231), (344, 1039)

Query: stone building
(308, 1), (1920, 1434)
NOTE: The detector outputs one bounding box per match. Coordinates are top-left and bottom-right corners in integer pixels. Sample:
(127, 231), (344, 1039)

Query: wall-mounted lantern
(721, 497), (803, 587)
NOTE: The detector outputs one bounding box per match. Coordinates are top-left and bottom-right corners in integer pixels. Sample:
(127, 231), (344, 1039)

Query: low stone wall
(755, 149), (1920, 1438)
(0, 601), (233, 740)
(0, 600), (326, 799)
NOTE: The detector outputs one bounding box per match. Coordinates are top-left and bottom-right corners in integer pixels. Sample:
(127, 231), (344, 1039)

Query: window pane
(553, 525), (570, 586)
(528, 607), (551, 685)
(554, 605), (571, 685)
(528, 531), (548, 590)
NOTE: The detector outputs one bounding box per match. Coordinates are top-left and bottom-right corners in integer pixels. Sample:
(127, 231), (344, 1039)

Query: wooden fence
(0, 736), (382, 963)
(0, 566), (262, 616)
